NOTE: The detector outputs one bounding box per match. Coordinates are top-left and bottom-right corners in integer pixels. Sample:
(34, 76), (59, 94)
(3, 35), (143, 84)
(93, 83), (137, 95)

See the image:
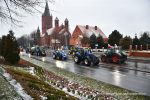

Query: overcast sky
(0, 0), (150, 38)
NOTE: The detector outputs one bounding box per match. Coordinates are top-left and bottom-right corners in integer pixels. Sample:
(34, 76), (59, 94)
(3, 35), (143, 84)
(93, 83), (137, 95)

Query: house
(70, 25), (108, 47)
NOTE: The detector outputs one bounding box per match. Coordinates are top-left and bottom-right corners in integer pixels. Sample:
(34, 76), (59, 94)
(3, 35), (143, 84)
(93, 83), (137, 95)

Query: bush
(0, 30), (20, 64)
(5, 53), (20, 64)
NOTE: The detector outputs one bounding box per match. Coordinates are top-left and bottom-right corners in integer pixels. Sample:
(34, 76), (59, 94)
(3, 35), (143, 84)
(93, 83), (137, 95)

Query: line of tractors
(52, 47), (127, 66)
(25, 46), (127, 66)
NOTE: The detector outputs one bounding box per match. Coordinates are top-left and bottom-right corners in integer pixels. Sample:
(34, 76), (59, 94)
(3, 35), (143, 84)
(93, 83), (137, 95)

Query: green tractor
(101, 48), (127, 64)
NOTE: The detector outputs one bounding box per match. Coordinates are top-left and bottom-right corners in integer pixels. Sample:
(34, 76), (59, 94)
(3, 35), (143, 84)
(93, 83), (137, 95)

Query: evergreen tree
(133, 34), (140, 46)
(1, 30), (20, 64)
(0, 38), (1, 56)
(119, 36), (132, 50)
(140, 32), (150, 45)
(90, 34), (97, 49)
(108, 30), (122, 46)
(96, 34), (104, 48)
(0, 35), (7, 57)
(140, 32), (150, 49)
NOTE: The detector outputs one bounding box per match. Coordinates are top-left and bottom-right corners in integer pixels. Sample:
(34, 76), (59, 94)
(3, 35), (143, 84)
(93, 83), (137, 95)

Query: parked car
(101, 48), (127, 63)
(53, 50), (68, 60)
(30, 47), (46, 57)
(74, 48), (99, 66)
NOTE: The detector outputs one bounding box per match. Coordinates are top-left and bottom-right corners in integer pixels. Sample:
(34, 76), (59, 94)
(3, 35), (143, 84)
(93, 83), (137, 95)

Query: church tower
(55, 17), (59, 27)
(42, 2), (53, 34)
(36, 26), (41, 45)
(64, 18), (69, 30)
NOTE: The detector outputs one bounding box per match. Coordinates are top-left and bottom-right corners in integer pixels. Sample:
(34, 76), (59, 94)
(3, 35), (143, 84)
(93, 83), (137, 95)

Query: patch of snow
(2, 72), (33, 100)
(28, 67), (35, 75)
(3, 72), (12, 81)
(40, 95), (47, 100)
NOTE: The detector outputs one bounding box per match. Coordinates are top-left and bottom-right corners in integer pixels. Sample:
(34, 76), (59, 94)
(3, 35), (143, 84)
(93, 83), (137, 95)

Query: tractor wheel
(57, 56), (62, 60)
(93, 57), (100, 65)
(84, 58), (91, 66)
(53, 54), (56, 59)
(101, 56), (107, 62)
(112, 55), (120, 63)
(74, 56), (80, 64)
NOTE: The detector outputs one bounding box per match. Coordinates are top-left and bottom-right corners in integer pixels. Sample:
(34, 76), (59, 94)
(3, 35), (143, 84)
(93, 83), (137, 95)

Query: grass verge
(20, 56), (150, 100)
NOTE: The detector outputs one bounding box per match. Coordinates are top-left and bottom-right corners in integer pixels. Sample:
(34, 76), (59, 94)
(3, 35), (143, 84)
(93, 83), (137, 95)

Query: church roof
(47, 28), (55, 35)
(77, 25), (107, 39)
(43, 2), (50, 16)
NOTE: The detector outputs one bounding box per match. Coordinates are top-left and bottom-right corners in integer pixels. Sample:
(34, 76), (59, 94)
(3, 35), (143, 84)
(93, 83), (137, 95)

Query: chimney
(95, 26), (97, 30)
(86, 25), (89, 29)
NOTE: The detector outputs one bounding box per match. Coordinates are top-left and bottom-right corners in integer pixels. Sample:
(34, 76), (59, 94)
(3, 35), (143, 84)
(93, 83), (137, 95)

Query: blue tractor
(52, 50), (68, 60)
(74, 48), (99, 66)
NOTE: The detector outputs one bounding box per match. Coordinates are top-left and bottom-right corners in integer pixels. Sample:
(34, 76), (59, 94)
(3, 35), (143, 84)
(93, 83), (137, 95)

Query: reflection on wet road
(31, 55), (150, 96)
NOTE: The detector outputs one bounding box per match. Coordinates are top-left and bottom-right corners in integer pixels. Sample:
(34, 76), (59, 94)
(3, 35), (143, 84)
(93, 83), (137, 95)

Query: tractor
(53, 50), (68, 60)
(74, 48), (99, 66)
(101, 48), (127, 64)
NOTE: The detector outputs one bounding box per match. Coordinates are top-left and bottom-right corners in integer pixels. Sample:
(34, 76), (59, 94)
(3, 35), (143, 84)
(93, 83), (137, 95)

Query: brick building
(37, 2), (71, 49)
(70, 25), (108, 47)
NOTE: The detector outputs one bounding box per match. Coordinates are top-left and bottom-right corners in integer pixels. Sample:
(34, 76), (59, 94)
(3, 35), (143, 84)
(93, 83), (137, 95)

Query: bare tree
(0, 0), (54, 26)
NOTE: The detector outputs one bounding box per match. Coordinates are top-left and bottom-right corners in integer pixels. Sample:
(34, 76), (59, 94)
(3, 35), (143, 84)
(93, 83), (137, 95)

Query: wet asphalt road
(27, 54), (150, 96)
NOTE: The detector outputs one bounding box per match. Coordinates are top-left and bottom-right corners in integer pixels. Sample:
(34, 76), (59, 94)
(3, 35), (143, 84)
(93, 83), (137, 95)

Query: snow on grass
(40, 95), (47, 100)
(2, 68), (33, 100)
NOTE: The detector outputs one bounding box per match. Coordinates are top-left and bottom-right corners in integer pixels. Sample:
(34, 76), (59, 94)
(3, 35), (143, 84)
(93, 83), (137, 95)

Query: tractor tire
(53, 54), (56, 59)
(112, 55), (120, 63)
(74, 56), (80, 64)
(101, 56), (107, 62)
(93, 57), (99, 65)
(84, 58), (91, 66)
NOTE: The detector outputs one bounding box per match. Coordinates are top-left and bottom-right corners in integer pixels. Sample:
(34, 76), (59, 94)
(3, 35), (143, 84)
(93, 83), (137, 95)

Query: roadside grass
(20, 57), (150, 100)
(3, 65), (77, 100)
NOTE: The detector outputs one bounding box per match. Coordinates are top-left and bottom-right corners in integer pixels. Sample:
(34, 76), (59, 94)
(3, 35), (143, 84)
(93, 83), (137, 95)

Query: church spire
(37, 26), (40, 33)
(43, 1), (50, 16)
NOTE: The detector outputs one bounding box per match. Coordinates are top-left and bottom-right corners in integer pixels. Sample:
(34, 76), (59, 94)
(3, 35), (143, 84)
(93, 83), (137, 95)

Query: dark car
(74, 48), (99, 66)
(53, 50), (68, 60)
(101, 48), (127, 63)
(30, 47), (46, 57)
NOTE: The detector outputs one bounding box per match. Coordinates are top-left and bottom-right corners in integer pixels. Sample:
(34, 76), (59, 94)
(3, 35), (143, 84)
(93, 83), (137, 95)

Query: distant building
(70, 25), (108, 47)
(37, 2), (71, 49)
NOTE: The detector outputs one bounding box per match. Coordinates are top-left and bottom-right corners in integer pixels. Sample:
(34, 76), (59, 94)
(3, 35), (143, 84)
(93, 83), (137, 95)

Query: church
(36, 2), (107, 49)
(37, 2), (71, 49)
